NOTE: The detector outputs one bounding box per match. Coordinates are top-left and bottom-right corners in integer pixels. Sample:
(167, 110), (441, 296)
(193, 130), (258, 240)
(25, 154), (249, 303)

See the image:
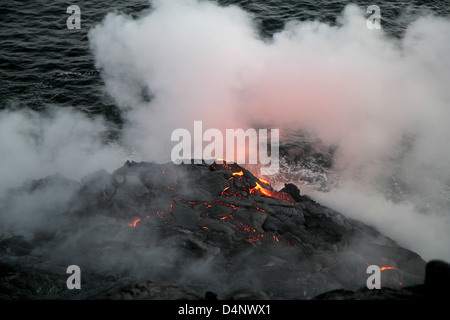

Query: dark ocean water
(1, 0), (448, 122)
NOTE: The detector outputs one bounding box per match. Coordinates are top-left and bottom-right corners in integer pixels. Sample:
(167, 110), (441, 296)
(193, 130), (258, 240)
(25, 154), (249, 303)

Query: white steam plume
(88, 0), (450, 261)
(0, 107), (127, 196)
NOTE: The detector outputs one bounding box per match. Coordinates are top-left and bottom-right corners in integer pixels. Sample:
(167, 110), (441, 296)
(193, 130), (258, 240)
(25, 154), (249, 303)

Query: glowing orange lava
(365, 263), (398, 272)
(380, 266), (398, 271)
(127, 163), (292, 247)
(129, 218), (141, 227)
(221, 186), (231, 195)
(250, 182), (294, 204)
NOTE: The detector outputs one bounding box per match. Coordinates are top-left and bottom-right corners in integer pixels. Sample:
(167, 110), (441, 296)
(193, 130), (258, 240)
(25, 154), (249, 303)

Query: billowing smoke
(0, 0), (449, 268)
(0, 107), (127, 196)
(86, 0), (450, 261)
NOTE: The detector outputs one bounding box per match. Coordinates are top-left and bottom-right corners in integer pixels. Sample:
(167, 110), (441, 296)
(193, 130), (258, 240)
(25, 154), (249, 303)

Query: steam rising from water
(0, 0), (449, 261)
(88, 0), (450, 260)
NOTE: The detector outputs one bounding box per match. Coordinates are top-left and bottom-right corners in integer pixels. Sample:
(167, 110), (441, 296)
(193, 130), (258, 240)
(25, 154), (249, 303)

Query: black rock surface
(0, 160), (436, 299)
(314, 260), (450, 300)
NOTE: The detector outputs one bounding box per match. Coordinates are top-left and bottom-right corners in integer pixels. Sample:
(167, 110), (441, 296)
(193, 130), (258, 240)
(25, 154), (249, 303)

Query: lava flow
(249, 182), (294, 204)
(129, 218), (141, 227)
(365, 263), (398, 271)
(127, 160), (295, 245)
(380, 266), (398, 271)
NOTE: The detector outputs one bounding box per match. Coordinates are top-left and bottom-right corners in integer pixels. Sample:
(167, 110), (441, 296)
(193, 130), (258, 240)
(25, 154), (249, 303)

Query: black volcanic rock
(98, 280), (202, 300)
(424, 260), (450, 299)
(314, 260), (450, 300)
(0, 161), (434, 300)
(279, 183), (302, 202)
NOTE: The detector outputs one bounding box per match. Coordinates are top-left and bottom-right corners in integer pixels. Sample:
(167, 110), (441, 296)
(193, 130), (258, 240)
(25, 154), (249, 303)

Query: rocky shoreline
(0, 160), (447, 300)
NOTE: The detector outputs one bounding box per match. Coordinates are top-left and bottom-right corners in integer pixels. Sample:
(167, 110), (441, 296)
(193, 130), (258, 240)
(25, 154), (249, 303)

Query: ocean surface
(1, 0), (448, 117)
(0, 1), (449, 261)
